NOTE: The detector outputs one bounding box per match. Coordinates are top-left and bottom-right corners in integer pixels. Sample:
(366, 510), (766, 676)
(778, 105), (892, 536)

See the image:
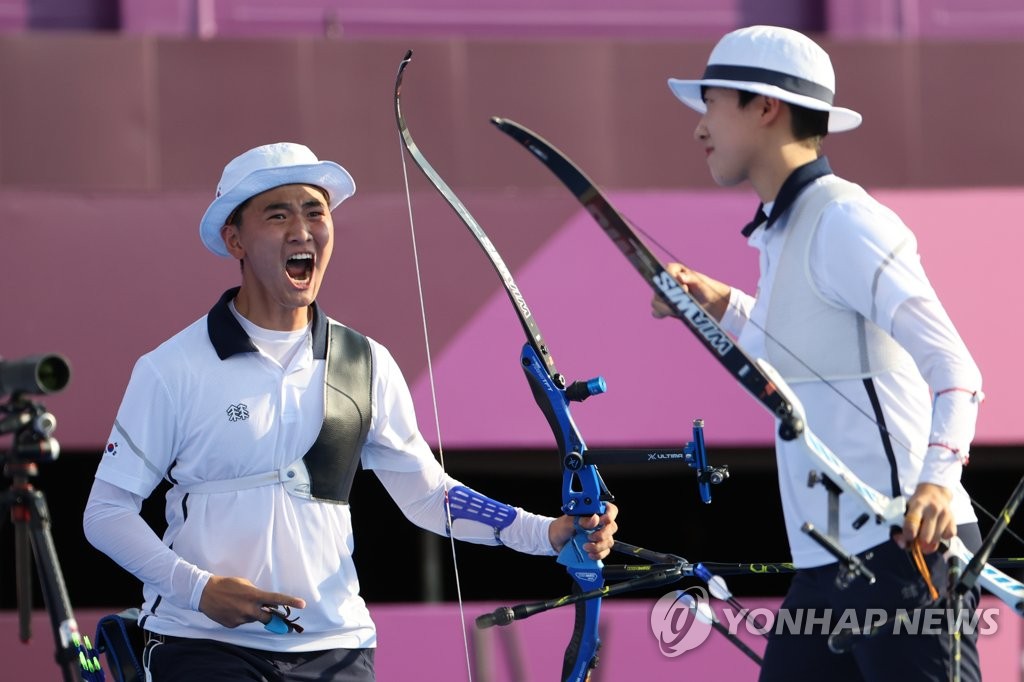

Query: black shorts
(759, 523), (983, 682)
(144, 635), (375, 682)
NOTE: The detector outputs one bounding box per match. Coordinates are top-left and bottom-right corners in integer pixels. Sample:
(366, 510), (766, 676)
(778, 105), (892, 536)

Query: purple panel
(828, 0), (1024, 38)
(208, 0), (744, 39)
(915, 0), (1024, 38)
(119, 0), (202, 35)
(742, 0), (824, 31)
(243, 0), (739, 38)
(26, 0), (119, 29)
(0, 0), (27, 31)
(121, 0), (815, 39)
(826, 0), (904, 38)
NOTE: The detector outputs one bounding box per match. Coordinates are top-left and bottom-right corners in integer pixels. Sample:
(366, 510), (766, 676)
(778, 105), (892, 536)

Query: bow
(394, 52), (720, 682)
(488, 116), (1024, 618)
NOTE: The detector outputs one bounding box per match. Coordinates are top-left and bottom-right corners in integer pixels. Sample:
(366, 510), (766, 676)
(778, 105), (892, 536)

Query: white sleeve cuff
(180, 563), (213, 611)
(84, 478), (208, 611)
(719, 287), (755, 338)
(496, 510), (557, 556)
(917, 443), (966, 490)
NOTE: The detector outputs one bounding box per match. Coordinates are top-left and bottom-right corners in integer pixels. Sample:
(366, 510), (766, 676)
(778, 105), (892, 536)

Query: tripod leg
(14, 517), (33, 642)
(23, 488), (83, 682)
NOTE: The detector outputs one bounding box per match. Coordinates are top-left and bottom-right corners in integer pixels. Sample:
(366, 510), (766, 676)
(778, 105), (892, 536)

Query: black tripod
(2, 394), (86, 682)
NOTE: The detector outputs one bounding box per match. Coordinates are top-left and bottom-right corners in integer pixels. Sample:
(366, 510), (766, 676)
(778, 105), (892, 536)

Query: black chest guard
(302, 322), (372, 504)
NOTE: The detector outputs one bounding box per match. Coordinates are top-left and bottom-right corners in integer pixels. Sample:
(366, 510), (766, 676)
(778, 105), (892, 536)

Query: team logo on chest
(226, 404), (250, 422)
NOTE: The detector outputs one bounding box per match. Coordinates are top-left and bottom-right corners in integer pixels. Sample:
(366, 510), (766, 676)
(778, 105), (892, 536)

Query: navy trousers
(759, 524), (984, 682)
(144, 636), (375, 682)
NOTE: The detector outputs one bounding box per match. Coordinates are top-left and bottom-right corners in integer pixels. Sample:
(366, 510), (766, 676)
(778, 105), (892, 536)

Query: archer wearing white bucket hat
(655, 26), (984, 682)
(199, 142), (356, 258)
(85, 141), (621, 680)
(668, 24), (861, 133)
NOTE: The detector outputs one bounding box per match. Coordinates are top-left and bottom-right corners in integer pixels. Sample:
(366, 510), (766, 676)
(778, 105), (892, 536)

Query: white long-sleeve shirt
(84, 292), (555, 651)
(720, 173), (981, 567)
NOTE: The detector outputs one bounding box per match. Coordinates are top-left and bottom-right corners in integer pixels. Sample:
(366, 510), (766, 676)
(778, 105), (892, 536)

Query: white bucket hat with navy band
(667, 25), (862, 134)
(199, 142), (356, 257)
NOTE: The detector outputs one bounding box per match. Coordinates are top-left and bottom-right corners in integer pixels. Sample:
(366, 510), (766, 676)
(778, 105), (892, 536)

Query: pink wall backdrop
(1, 36), (1022, 453)
(410, 187), (1022, 448)
(4, 593), (1019, 679)
(0, 24), (1021, 682)
(4, 187), (1017, 450)
(3, 598), (1022, 680)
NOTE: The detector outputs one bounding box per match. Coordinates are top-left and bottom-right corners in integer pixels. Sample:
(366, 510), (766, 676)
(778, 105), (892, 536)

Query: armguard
(447, 485), (517, 544)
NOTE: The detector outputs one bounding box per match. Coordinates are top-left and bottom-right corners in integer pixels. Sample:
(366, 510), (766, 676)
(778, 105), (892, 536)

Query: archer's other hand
(549, 502), (619, 561)
(651, 262), (732, 322)
(199, 575), (306, 629)
(897, 482), (956, 554)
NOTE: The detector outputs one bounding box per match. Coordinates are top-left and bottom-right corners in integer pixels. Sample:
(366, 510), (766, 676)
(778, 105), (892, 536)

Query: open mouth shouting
(285, 252), (315, 285)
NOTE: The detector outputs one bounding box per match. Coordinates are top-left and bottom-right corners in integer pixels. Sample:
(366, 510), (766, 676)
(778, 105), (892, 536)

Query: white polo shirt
(93, 289), (555, 651)
(720, 167), (981, 568)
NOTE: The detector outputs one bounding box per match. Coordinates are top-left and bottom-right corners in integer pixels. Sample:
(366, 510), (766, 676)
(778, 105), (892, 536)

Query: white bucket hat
(668, 25), (861, 133)
(199, 142), (356, 257)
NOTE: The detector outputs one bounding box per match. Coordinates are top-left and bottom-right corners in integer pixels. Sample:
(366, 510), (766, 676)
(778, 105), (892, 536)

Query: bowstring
(628, 216), (1024, 548)
(396, 128), (475, 681)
